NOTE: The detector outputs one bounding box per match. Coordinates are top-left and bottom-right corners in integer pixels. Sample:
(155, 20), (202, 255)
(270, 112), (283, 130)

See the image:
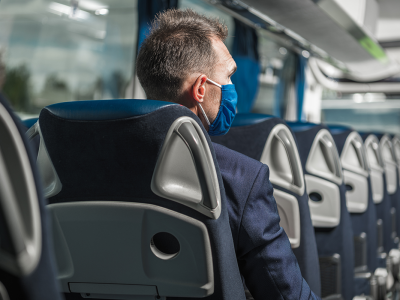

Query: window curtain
(274, 54), (296, 119)
(137, 0), (178, 50)
(274, 54), (307, 121)
(231, 19), (261, 113)
(296, 55), (308, 121)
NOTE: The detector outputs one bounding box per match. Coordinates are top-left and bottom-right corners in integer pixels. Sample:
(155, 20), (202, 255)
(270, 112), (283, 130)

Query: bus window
(252, 31), (295, 116)
(0, 0), (138, 118)
(321, 91), (400, 134)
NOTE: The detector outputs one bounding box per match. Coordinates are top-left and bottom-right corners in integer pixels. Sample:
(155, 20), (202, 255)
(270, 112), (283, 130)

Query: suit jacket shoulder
(212, 142), (266, 248)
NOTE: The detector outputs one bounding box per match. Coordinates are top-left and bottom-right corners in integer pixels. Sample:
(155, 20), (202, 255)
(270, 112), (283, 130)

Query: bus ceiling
(215, 0), (400, 83)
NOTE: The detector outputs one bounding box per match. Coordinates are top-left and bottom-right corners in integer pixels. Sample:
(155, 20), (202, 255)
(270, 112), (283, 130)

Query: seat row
(1, 96), (400, 300)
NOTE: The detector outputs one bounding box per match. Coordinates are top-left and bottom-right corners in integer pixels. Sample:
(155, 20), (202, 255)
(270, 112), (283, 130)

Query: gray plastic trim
(48, 201), (214, 298)
(151, 117), (221, 219)
(0, 103), (42, 276)
(341, 132), (369, 177)
(260, 124), (305, 196)
(364, 135), (384, 204)
(0, 282), (10, 300)
(392, 136), (400, 186)
(27, 122), (62, 198)
(343, 170), (369, 213)
(340, 132), (369, 213)
(305, 174), (341, 228)
(306, 129), (343, 185)
(379, 135), (397, 195)
(274, 189), (301, 248)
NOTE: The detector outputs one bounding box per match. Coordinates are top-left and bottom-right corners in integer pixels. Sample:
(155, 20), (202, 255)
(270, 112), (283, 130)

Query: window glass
(252, 31), (295, 116)
(321, 90), (400, 134)
(0, 0), (138, 117)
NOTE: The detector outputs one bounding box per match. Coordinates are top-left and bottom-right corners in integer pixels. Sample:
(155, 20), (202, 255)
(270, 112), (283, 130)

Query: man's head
(137, 9), (237, 130)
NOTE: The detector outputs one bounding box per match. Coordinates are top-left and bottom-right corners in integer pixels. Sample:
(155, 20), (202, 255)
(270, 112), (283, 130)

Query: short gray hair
(136, 8), (228, 102)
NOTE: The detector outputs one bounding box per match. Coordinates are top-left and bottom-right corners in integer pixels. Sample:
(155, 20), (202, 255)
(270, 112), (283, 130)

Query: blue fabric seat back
(329, 126), (378, 292)
(391, 136), (400, 240)
(362, 133), (397, 254)
(211, 113), (321, 297)
(0, 94), (63, 300)
(37, 99), (245, 300)
(287, 122), (355, 300)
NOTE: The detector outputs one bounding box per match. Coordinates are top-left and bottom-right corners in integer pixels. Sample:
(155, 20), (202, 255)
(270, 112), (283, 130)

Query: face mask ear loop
(197, 102), (211, 126)
(206, 78), (222, 88)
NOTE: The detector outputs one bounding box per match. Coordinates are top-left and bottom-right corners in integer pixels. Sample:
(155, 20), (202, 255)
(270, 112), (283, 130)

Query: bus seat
(22, 118), (39, 129)
(32, 99), (245, 300)
(392, 135), (400, 243)
(329, 126), (378, 294)
(0, 94), (63, 300)
(363, 134), (397, 254)
(211, 113), (321, 297)
(288, 122), (355, 300)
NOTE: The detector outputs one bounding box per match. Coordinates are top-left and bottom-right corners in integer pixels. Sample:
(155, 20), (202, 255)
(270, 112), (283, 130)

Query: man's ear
(192, 75), (207, 103)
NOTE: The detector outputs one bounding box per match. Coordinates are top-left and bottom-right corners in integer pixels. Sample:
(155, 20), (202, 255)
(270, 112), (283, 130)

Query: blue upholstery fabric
(46, 99), (176, 120)
(329, 128), (378, 275)
(0, 94), (63, 300)
(39, 100), (245, 300)
(22, 117), (38, 128)
(212, 115), (322, 297)
(232, 113), (275, 128)
(137, 0), (178, 49)
(287, 122), (355, 300)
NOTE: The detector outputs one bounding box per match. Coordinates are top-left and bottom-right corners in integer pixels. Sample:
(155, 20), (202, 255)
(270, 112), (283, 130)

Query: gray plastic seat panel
(0, 102), (42, 277)
(304, 129), (342, 228)
(151, 117), (221, 219)
(343, 170), (369, 213)
(48, 201), (214, 299)
(260, 124), (305, 196)
(392, 136), (400, 185)
(379, 135), (397, 195)
(26, 122), (62, 199)
(364, 135), (384, 204)
(340, 132), (369, 213)
(305, 174), (341, 228)
(306, 129), (343, 186)
(259, 124), (303, 248)
(274, 190), (301, 248)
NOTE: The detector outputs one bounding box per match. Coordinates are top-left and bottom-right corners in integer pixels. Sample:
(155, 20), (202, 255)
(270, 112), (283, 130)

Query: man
(137, 9), (320, 300)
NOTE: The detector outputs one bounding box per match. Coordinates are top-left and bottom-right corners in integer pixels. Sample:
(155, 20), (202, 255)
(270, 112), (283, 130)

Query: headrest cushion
(232, 113), (275, 127)
(286, 121), (320, 132)
(44, 99), (177, 121)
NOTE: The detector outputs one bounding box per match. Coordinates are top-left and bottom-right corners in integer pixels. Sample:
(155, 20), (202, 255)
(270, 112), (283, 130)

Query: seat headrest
(232, 113), (275, 127)
(286, 121), (320, 132)
(44, 99), (177, 121)
(22, 117), (39, 129)
(327, 124), (353, 135)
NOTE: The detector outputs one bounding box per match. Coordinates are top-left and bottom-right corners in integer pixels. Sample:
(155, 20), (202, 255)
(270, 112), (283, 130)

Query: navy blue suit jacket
(213, 142), (319, 300)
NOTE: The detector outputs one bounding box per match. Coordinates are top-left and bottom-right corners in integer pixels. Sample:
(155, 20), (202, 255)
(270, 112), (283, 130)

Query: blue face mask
(197, 78), (238, 136)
